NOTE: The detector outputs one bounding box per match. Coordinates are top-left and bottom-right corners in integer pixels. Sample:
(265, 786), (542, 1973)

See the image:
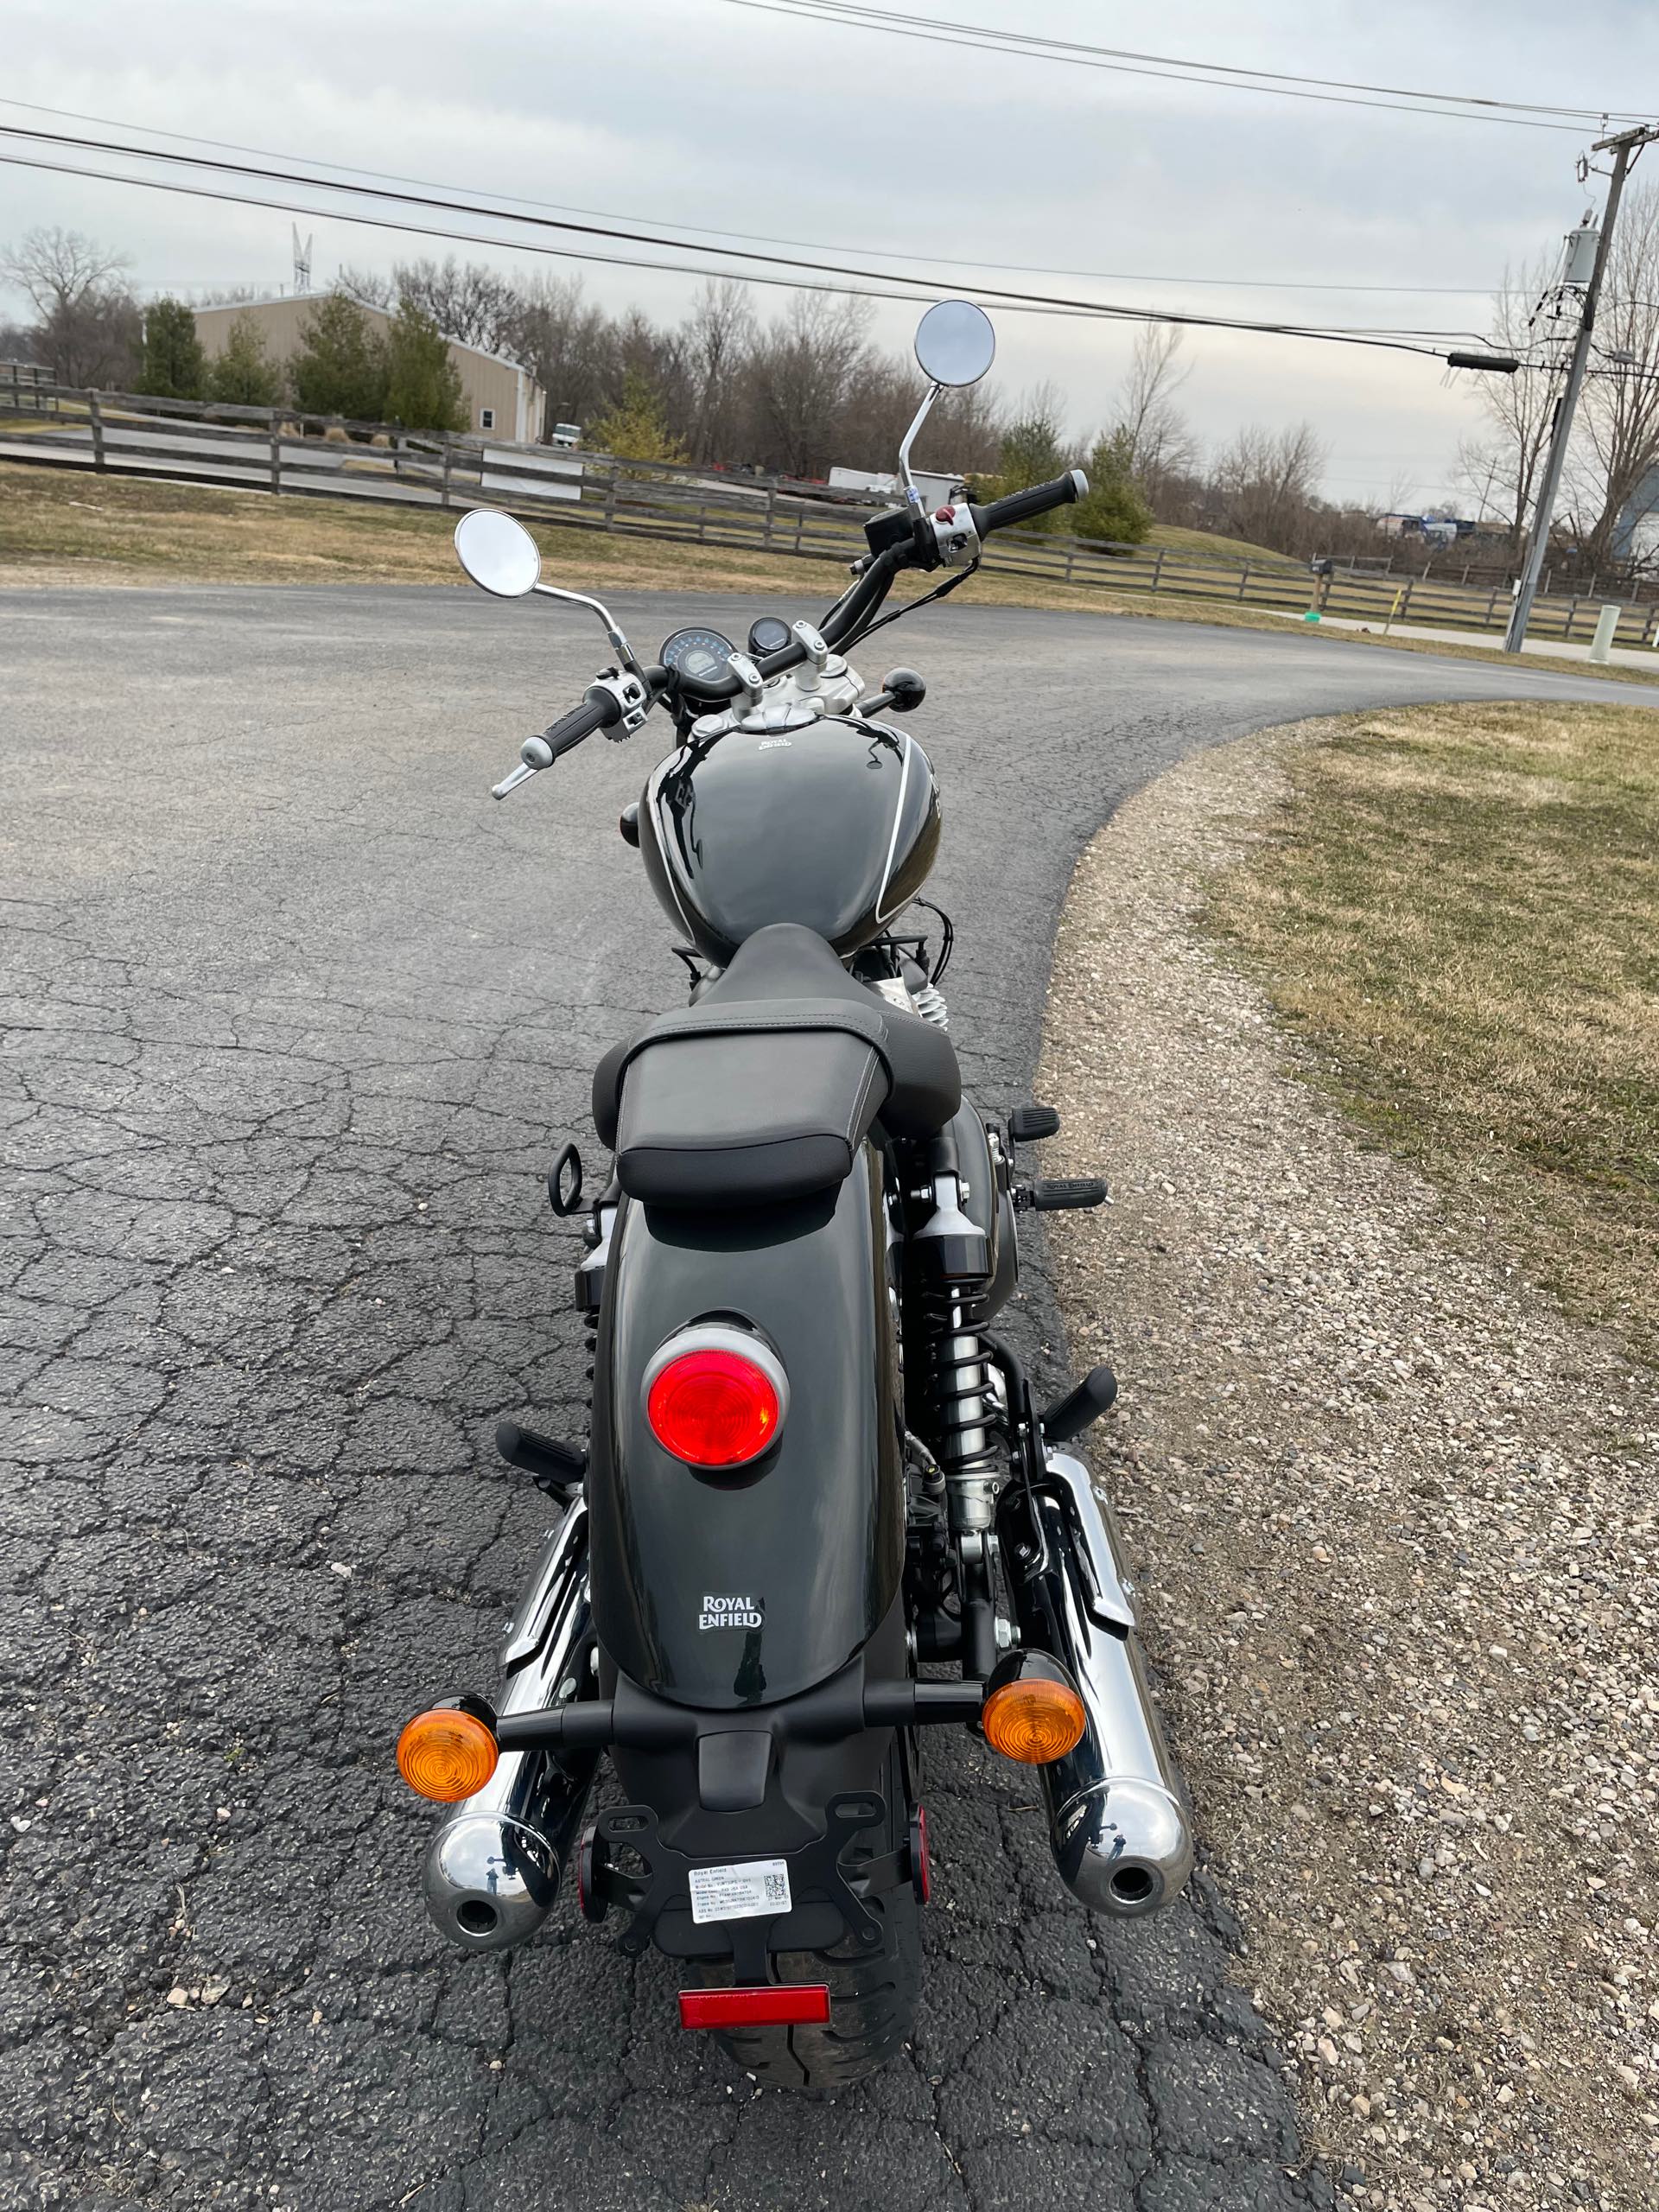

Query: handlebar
(969, 467), (1088, 538)
(499, 463), (1089, 760)
(670, 543), (911, 708)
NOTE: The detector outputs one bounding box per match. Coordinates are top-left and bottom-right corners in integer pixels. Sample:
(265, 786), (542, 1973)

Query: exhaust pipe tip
(423, 1807), (563, 1953)
(1052, 1777), (1193, 1919)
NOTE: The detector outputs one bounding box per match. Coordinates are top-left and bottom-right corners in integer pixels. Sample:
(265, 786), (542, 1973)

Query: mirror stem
(897, 381), (943, 516)
(532, 582), (646, 683)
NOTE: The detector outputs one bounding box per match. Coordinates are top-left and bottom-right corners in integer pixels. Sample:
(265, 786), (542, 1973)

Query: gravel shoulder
(1039, 721), (1659, 2212)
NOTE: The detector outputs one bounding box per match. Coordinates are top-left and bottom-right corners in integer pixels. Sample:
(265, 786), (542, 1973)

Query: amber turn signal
(397, 1706), (499, 1802)
(981, 1658), (1087, 1765)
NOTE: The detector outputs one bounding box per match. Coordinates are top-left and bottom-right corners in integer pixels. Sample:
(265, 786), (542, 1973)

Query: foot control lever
(1014, 1177), (1108, 1212)
(1042, 1364), (1118, 1444)
(496, 1419), (586, 1501)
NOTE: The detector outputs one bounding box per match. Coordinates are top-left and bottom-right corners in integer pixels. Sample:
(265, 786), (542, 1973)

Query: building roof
(194, 290), (535, 380)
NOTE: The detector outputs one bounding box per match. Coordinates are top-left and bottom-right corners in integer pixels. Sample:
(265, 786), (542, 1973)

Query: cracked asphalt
(3, 582), (1651, 2212)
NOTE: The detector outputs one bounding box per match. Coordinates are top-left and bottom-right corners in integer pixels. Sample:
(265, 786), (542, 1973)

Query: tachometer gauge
(747, 615), (792, 657)
(659, 627), (736, 684)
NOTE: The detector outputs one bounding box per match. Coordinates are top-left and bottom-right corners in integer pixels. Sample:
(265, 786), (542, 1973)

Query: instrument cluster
(658, 628), (736, 684)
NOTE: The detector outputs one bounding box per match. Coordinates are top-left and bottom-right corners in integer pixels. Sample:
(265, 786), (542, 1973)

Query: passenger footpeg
(1042, 1363), (1118, 1445)
(1014, 1176), (1108, 1212)
(496, 1419), (586, 1501)
(1007, 1103), (1061, 1143)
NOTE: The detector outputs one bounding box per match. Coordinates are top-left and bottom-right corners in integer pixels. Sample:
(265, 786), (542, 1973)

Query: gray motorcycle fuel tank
(586, 1150), (906, 1709)
(639, 719), (940, 966)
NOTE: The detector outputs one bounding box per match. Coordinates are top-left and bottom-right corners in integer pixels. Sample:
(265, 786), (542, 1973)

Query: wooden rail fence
(5, 381), (1657, 652)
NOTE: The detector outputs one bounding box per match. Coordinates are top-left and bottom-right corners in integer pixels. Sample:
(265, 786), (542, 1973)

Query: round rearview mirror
(913, 299), (996, 388)
(454, 508), (541, 598)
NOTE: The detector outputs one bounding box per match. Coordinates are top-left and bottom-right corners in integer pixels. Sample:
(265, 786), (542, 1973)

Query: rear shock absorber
(913, 1126), (1008, 1681)
(912, 1127), (996, 1525)
(925, 1279), (998, 1533)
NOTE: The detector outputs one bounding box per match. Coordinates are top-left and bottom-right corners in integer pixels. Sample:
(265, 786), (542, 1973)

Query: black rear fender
(586, 1145), (905, 1710)
(602, 1595), (912, 1961)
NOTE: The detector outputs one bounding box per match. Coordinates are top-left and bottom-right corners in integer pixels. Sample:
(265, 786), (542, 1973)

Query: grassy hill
(1149, 521), (1302, 566)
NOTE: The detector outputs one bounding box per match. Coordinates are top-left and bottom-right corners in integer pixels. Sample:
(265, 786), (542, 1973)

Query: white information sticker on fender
(688, 1858), (792, 1925)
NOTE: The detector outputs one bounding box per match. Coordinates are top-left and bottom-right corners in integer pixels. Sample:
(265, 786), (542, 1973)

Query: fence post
(765, 481), (777, 550)
(603, 469), (618, 533)
(88, 389), (105, 471)
(1236, 562), (1250, 601)
(269, 408), (281, 494)
(440, 434), (453, 509)
(1399, 579), (1414, 623)
(1150, 547), (1166, 593)
(1064, 541), (1076, 582)
(1484, 584), (1500, 630)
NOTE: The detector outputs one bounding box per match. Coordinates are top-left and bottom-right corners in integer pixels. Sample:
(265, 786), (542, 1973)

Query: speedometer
(659, 627), (736, 684)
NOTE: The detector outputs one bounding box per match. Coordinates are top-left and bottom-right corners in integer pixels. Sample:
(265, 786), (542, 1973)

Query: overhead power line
(715, 0), (1648, 133)
(0, 126), (1479, 357)
(0, 93), (1506, 298)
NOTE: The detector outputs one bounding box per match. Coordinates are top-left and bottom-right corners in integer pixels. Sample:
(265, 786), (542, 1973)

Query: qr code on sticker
(763, 1870), (789, 1905)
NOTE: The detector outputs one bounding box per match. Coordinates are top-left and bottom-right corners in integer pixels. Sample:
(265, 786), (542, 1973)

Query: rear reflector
(677, 1984), (831, 2031)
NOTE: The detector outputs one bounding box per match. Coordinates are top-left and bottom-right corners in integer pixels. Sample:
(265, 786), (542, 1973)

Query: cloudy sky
(3, 0), (1656, 506)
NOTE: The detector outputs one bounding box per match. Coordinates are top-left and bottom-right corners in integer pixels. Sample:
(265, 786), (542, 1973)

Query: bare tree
(744, 292), (874, 477)
(0, 227), (140, 387)
(385, 257), (523, 355)
(681, 279), (756, 462)
(1572, 181), (1659, 569)
(504, 274), (618, 434)
(1115, 324), (1197, 509)
(1455, 253), (1564, 556)
(1211, 421), (1329, 553)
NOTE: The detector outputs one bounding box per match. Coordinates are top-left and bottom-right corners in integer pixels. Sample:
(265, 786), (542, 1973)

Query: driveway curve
(1, 586), (1649, 2212)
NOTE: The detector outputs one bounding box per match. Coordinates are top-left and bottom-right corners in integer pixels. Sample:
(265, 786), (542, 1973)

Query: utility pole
(1504, 124), (1658, 653)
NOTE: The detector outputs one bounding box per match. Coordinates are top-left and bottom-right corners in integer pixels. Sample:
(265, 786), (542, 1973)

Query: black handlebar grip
(971, 467), (1089, 537)
(542, 685), (621, 759)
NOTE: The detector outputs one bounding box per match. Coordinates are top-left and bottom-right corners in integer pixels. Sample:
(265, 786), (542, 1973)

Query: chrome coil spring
(912, 982), (950, 1029)
(924, 1283), (1000, 1533)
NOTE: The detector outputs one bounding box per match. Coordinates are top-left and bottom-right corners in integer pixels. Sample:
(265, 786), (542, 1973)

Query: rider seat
(592, 924), (960, 1208)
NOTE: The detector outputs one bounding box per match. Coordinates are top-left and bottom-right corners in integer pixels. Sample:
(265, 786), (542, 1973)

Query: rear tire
(708, 1879), (921, 2089)
(702, 1744), (921, 2090)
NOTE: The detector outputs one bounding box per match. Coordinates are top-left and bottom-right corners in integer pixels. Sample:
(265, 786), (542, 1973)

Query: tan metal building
(192, 293), (546, 442)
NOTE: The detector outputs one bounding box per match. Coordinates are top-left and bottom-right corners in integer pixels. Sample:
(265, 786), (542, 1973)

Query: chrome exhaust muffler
(998, 1452), (1194, 1917)
(423, 1499), (600, 1953)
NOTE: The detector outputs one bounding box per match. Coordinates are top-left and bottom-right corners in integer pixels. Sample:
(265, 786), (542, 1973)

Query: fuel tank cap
(739, 698), (826, 734)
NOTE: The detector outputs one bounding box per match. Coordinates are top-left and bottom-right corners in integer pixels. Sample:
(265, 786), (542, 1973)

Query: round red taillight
(646, 1345), (782, 1468)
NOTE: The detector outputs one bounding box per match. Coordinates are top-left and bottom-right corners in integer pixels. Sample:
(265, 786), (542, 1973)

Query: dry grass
(1147, 520), (1301, 565)
(1207, 702), (1659, 1357)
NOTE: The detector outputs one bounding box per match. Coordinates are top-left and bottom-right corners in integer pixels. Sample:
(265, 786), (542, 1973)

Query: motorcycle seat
(592, 924), (960, 1207)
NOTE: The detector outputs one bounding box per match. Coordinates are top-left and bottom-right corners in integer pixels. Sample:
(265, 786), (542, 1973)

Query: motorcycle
(397, 301), (1193, 2088)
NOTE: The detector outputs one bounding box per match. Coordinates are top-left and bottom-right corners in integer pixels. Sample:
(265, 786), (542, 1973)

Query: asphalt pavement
(2, 583), (1650, 2212)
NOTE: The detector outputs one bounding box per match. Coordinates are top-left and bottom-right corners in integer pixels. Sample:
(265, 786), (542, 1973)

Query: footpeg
(1042, 1363), (1118, 1444)
(1007, 1103), (1061, 1143)
(496, 1420), (586, 1500)
(1014, 1176), (1108, 1212)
